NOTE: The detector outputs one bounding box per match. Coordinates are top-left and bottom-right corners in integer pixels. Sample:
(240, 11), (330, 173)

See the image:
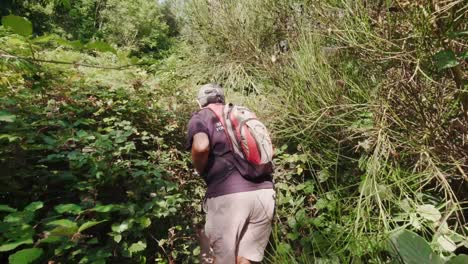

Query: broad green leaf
(54, 204), (82, 215)
(434, 50), (459, 71)
(1, 15), (33, 37)
(8, 248), (43, 264)
(0, 111), (16, 122)
(113, 234), (122, 243)
(416, 204), (441, 222)
(111, 222), (129, 233)
(93, 204), (120, 213)
(78, 220), (107, 233)
(192, 246), (200, 256)
(128, 241), (146, 254)
(447, 255), (468, 264)
(389, 229), (444, 264)
(48, 225), (78, 237)
(137, 217), (151, 228)
(86, 41), (116, 53)
(4, 211), (34, 223)
(0, 237), (33, 252)
(0, 134), (20, 142)
(24, 201), (43, 212)
(0, 205), (17, 213)
(47, 219), (77, 229)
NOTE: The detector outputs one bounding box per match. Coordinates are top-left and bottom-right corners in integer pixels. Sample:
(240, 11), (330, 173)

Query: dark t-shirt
(186, 103), (273, 198)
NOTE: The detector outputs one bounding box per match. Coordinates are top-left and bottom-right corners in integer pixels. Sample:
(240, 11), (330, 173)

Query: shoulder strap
(205, 104), (233, 150)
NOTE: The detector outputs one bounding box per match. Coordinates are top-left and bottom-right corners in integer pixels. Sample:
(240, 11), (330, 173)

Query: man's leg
(205, 192), (251, 263)
(237, 189), (275, 262)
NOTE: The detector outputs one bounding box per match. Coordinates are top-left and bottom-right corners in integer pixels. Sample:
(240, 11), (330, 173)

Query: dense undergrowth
(1, 0), (467, 263)
(175, 0), (468, 263)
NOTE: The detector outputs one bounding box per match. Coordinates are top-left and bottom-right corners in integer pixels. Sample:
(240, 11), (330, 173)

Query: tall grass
(173, 0), (467, 262)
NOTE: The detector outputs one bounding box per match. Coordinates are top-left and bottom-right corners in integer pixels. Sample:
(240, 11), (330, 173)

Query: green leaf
(0, 205), (17, 213)
(447, 31), (468, 39)
(39, 236), (63, 244)
(48, 226), (78, 237)
(437, 235), (457, 252)
(447, 255), (468, 264)
(0, 134), (20, 142)
(54, 204), (82, 215)
(86, 41), (116, 53)
(416, 204), (441, 222)
(192, 246), (200, 256)
(434, 50), (459, 71)
(111, 222), (130, 233)
(8, 248), (43, 264)
(137, 217), (151, 228)
(3, 211), (34, 223)
(1, 15), (33, 37)
(24, 201), (43, 212)
(128, 241), (146, 254)
(459, 50), (468, 60)
(0, 238), (33, 252)
(0, 111), (16, 123)
(113, 234), (122, 243)
(47, 219), (77, 229)
(93, 204), (120, 213)
(389, 229), (444, 264)
(78, 220), (107, 233)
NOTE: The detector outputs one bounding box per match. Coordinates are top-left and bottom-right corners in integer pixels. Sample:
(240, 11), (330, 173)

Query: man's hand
(191, 132), (210, 175)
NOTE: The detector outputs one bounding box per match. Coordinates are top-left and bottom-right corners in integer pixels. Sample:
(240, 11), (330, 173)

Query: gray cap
(197, 83), (225, 107)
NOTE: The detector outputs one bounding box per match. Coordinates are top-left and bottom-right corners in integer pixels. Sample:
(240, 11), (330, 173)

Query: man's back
(187, 106), (273, 198)
(187, 84), (275, 263)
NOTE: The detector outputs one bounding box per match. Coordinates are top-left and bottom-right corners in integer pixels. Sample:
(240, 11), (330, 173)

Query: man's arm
(191, 132), (210, 175)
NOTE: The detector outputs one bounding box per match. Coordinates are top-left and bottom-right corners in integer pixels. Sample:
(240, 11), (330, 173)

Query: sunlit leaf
(128, 241), (146, 254)
(1, 15), (33, 37)
(78, 220), (107, 233)
(0, 205), (17, 213)
(111, 221), (130, 233)
(0, 238), (33, 252)
(24, 201), (43, 212)
(86, 41), (116, 53)
(437, 235), (457, 252)
(0, 111), (16, 123)
(47, 219), (77, 229)
(8, 248), (43, 264)
(93, 204), (121, 213)
(113, 234), (122, 243)
(416, 204), (441, 222)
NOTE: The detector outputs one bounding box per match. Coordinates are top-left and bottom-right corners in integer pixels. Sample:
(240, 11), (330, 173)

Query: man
(186, 83), (275, 264)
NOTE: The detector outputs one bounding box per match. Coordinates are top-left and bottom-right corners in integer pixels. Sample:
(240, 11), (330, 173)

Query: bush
(0, 19), (203, 263)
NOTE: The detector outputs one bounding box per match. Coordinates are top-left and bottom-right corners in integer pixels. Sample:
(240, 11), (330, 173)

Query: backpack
(206, 103), (274, 180)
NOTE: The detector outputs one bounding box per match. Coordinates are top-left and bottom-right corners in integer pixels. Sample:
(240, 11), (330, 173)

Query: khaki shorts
(203, 189), (276, 263)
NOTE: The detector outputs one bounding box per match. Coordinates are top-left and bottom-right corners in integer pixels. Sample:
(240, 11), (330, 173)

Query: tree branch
(0, 52), (151, 70)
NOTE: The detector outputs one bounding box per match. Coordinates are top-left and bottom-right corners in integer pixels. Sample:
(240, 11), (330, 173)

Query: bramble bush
(0, 15), (205, 263)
